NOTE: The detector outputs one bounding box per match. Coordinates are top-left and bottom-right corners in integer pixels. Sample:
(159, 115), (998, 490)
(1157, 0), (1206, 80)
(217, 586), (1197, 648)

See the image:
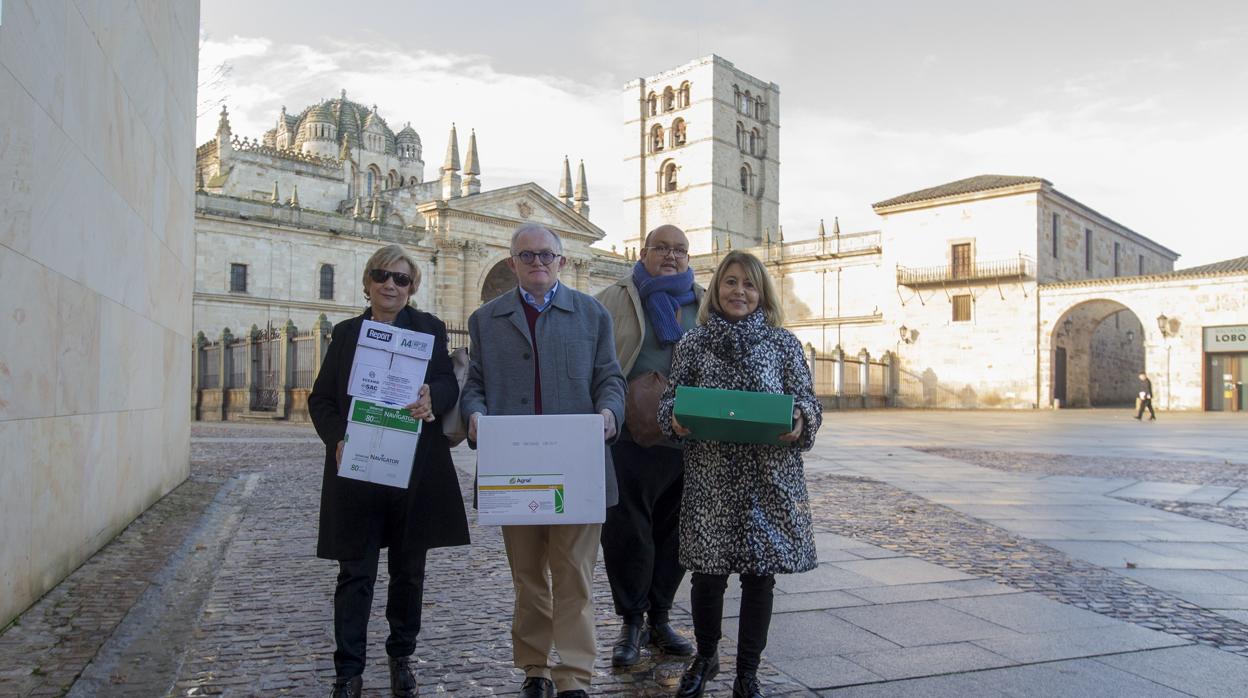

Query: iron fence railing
(897, 256), (1034, 287)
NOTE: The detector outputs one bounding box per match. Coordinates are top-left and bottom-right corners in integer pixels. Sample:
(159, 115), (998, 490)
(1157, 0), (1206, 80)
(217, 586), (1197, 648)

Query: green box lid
(673, 386), (794, 445)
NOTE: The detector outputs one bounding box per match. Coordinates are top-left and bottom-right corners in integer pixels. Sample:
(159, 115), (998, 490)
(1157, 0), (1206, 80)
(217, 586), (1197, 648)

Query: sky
(197, 0), (1248, 266)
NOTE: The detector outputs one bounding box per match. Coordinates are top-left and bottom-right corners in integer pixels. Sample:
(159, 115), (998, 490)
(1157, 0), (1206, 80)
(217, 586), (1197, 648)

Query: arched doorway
(1052, 299), (1146, 407)
(480, 259), (515, 304)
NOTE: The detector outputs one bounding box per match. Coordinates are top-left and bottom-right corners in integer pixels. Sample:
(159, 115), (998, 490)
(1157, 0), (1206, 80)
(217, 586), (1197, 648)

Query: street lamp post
(1157, 314), (1180, 410)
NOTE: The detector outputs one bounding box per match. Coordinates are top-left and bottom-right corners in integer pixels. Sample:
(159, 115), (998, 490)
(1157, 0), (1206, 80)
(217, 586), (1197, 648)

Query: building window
(951, 243), (972, 279)
(320, 264), (334, 300)
(647, 92), (657, 116)
(230, 263), (248, 293)
(754, 100), (765, 120)
(952, 294), (972, 322)
(742, 90), (753, 114)
(366, 170), (375, 197)
(679, 81), (691, 108)
(650, 123), (665, 152)
(739, 165), (751, 194)
(1138, 254), (1144, 275)
(663, 86), (675, 112)
(671, 118), (687, 147)
(1085, 228), (1093, 271)
(1113, 241), (1121, 276)
(736, 122), (744, 150)
(1051, 213), (1059, 257)
(661, 161), (678, 193)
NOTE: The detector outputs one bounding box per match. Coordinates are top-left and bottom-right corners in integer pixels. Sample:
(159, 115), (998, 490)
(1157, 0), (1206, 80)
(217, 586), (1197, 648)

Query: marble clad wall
(0, 0), (201, 626)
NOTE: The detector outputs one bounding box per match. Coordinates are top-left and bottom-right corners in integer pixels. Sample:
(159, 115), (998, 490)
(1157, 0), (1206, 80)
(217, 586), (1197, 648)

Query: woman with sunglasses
(310, 244), (470, 698)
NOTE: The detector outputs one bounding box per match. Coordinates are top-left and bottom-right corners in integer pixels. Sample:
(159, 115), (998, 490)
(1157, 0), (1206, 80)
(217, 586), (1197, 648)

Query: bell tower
(623, 56), (779, 256)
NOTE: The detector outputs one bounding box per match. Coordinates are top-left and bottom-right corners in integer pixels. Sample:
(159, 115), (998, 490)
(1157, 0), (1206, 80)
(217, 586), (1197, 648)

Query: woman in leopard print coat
(658, 251), (821, 698)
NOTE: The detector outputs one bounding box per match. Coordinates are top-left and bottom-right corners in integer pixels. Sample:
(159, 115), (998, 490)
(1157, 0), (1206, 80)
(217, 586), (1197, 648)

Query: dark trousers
(689, 572), (775, 676)
(333, 544), (428, 678)
(1137, 398), (1156, 419)
(601, 439), (686, 624)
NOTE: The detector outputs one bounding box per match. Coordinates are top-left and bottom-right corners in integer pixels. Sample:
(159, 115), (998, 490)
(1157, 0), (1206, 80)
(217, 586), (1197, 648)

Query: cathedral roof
(396, 123), (421, 145)
(873, 175), (1049, 209)
(271, 94), (405, 155)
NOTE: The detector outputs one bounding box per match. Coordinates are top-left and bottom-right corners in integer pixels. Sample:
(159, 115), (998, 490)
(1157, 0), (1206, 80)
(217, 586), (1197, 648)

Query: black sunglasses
(368, 269), (413, 287)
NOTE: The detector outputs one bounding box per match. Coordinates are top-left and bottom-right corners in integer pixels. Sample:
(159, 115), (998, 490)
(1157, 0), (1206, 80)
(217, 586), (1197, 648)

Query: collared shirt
(520, 281), (560, 312)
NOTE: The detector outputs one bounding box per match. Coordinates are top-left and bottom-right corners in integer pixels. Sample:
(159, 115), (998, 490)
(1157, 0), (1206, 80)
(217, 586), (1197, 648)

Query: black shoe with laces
(330, 675), (362, 698)
(732, 673), (763, 698)
(389, 655), (418, 697)
(675, 653), (719, 698)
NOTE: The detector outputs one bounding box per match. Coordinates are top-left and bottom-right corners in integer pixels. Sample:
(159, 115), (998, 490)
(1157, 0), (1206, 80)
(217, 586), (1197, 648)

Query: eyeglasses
(513, 250), (562, 265)
(368, 269), (413, 287)
(645, 245), (689, 260)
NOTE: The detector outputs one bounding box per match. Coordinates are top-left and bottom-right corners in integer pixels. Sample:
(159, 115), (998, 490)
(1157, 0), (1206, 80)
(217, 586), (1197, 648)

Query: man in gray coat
(460, 224), (625, 698)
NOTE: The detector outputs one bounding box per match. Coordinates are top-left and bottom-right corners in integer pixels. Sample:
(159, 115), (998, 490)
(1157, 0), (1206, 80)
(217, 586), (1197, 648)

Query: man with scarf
(596, 224), (703, 667)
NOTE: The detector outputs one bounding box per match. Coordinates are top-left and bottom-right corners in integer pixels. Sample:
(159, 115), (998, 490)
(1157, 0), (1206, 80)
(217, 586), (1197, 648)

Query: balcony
(896, 256), (1034, 287)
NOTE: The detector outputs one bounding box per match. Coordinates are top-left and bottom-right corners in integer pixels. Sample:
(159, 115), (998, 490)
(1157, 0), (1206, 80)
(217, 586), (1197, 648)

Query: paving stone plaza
(3, 411), (1248, 697)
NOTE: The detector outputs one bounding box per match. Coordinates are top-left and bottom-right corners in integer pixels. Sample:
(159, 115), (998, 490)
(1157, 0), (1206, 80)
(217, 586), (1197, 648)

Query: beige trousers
(501, 523), (602, 692)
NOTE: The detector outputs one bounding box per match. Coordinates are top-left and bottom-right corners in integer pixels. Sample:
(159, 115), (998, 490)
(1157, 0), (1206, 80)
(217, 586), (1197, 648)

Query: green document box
(673, 386), (794, 444)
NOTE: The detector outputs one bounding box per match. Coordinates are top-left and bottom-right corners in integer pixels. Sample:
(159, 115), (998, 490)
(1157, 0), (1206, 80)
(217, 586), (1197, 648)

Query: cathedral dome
(291, 92), (399, 155)
(396, 123), (421, 146)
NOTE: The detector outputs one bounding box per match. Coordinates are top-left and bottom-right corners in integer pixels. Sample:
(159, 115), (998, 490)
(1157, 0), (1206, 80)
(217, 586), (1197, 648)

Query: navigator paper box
(347, 320), (434, 407)
(476, 415), (605, 526)
(339, 397), (423, 489)
(673, 386), (793, 444)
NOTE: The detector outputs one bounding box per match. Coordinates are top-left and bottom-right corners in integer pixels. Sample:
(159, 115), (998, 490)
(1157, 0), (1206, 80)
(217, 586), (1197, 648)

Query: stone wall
(1040, 272), (1248, 410)
(0, 0), (200, 626)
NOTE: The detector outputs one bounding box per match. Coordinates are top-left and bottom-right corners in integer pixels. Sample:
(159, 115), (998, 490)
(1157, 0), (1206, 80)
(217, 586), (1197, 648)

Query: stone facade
(0, 0), (200, 626)
(623, 56), (780, 256)
(194, 104), (630, 339)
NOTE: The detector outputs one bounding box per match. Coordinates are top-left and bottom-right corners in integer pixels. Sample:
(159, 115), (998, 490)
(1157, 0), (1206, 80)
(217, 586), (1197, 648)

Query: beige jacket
(596, 275), (705, 376)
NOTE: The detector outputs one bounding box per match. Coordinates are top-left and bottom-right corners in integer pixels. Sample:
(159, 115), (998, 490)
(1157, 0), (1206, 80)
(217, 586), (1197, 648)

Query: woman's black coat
(308, 306), (470, 560)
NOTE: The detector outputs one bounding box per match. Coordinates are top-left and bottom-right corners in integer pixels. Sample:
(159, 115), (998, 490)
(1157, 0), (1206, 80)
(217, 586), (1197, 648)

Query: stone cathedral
(192, 92), (629, 337)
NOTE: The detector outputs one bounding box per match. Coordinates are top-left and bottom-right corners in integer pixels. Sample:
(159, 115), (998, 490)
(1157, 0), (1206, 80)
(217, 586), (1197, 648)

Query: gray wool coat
(460, 284), (627, 506)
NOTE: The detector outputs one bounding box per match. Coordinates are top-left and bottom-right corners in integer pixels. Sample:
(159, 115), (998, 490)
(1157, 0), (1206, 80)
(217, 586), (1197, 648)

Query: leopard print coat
(658, 309), (820, 575)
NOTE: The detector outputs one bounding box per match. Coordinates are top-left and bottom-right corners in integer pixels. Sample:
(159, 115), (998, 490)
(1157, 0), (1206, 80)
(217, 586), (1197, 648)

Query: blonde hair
(698, 250), (784, 326)
(362, 244), (420, 301)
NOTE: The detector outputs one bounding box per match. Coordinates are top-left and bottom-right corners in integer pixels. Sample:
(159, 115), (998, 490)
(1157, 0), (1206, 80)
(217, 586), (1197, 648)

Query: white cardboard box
(347, 320), (434, 407)
(476, 414), (605, 525)
(339, 397), (423, 489)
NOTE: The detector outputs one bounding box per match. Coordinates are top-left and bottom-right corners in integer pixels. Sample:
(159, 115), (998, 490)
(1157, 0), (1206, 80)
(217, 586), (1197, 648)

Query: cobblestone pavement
(9, 418), (1248, 696)
(919, 447), (1248, 487)
(171, 426), (806, 697)
(809, 472), (1248, 656)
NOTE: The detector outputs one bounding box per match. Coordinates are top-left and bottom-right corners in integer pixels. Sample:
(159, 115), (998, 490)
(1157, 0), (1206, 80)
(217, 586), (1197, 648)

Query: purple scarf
(632, 262), (696, 345)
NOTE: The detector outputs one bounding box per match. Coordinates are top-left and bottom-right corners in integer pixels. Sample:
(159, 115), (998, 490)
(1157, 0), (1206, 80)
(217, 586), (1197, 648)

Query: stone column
(462, 242), (482, 326)
(276, 320), (294, 418)
(882, 351), (896, 407)
(219, 328), (232, 420)
(831, 345), (845, 409)
(192, 332), (204, 420)
(434, 238), (464, 325)
(858, 348), (871, 408)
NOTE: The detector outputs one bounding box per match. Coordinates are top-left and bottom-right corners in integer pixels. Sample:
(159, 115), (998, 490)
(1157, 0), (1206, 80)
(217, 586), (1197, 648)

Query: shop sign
(1204, 325), (1248, 352)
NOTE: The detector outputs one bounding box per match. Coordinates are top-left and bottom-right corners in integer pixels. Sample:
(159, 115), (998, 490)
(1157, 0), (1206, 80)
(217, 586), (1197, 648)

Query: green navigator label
(350, 399), (423, 435)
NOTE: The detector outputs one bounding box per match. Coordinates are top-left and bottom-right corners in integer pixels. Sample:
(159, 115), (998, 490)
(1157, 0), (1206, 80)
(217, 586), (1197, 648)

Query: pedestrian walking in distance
(1135, 372), (1157, 421)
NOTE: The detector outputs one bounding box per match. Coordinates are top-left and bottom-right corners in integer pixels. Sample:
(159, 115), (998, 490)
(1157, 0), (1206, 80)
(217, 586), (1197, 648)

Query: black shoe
(389, 655), (418, 697)
(330, 675), (362, 698)
(648, 621), (694, 656)
(675, 654), (719, 698)
(732, 673), (763, 698)
(611, 621), (649, 667)
(520, 677), (556, 698)
(1149, 417), (1156, 421)
(556, 692), (589, 698)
